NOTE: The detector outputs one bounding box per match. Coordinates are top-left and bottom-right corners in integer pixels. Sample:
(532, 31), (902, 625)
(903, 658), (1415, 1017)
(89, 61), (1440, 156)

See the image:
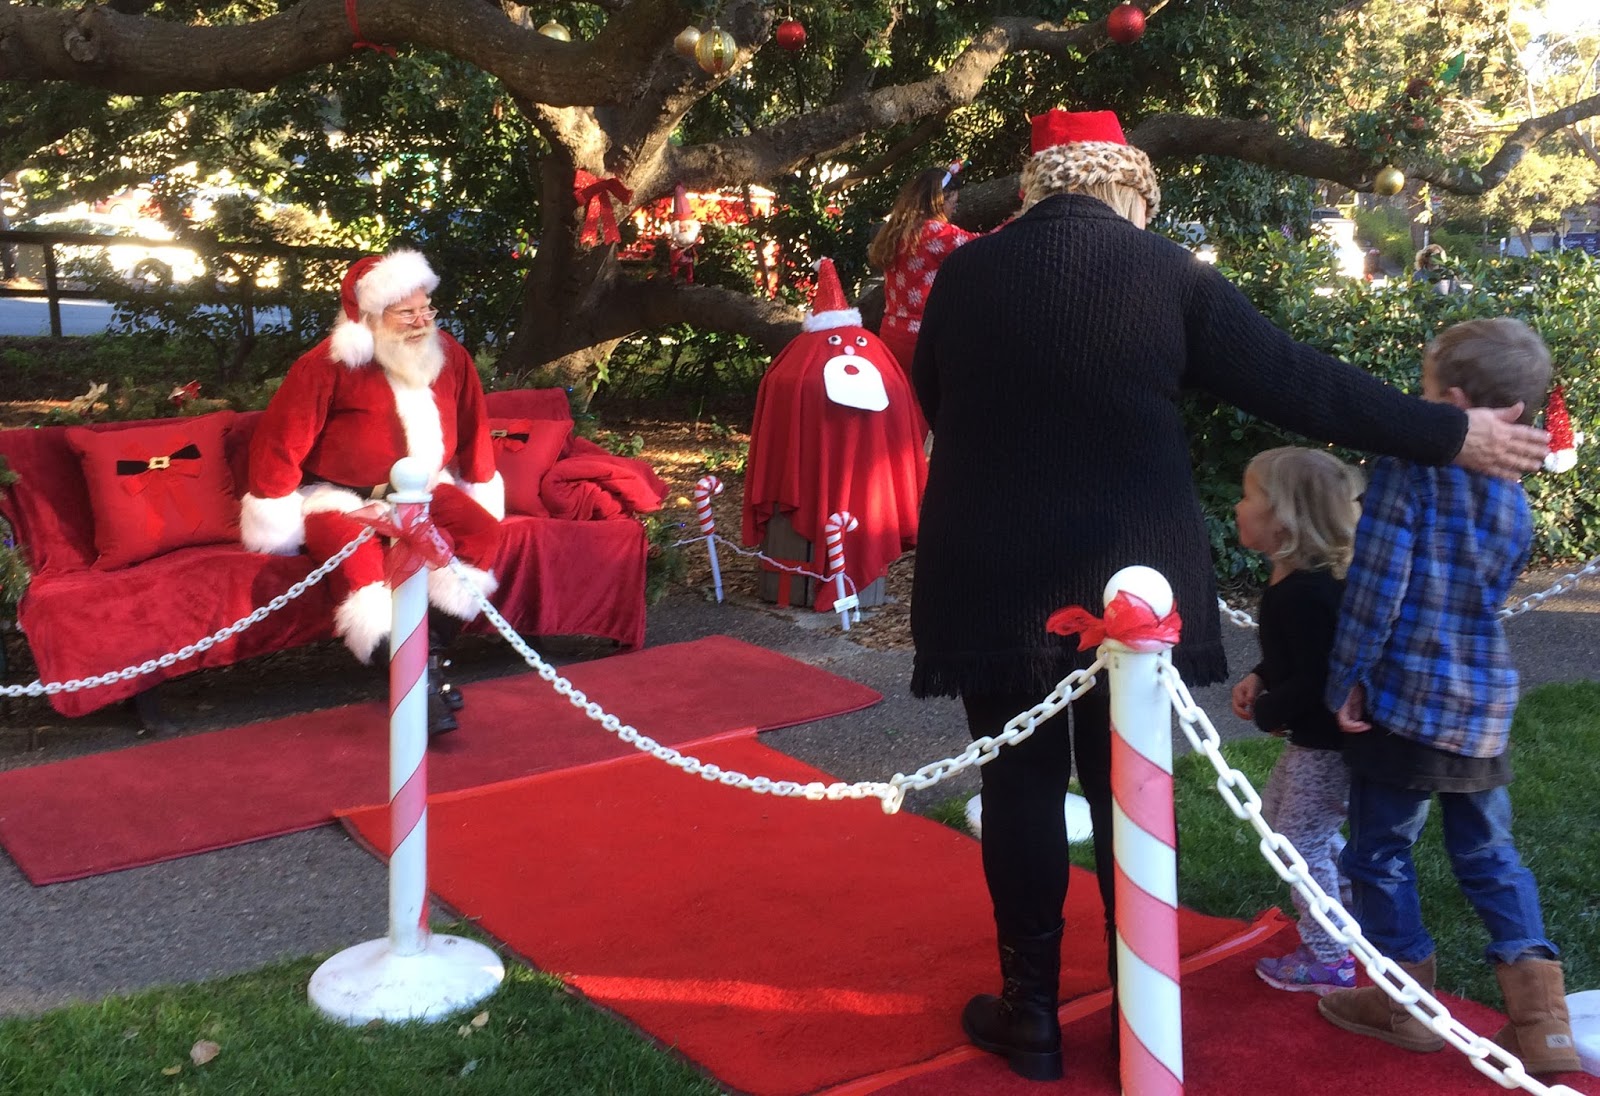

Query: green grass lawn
(4, 683), (1597, 1094)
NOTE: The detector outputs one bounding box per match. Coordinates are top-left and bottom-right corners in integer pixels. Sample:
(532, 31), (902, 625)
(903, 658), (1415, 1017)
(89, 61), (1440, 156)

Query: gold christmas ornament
(538, 21), (571, 41)
(673, 25), (702, 59)
(1373, 164), (1406, 196)
(695, 25), (738, 75)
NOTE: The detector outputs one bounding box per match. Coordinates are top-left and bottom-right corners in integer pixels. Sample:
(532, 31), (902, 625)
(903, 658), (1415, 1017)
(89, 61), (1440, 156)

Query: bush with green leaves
(1195, 238), (1600, 588)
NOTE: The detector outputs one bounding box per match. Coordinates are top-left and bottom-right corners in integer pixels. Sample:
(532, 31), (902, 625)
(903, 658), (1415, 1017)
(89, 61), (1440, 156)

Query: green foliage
(601, 326), (768, 401)
(641, 514), (688, 607)
(0, 454), (25, 623)
(1191, 240), (1600, 582)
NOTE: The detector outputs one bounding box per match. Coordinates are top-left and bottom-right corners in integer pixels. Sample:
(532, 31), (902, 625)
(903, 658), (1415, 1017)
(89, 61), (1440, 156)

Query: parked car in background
(10, 209), (207, 287)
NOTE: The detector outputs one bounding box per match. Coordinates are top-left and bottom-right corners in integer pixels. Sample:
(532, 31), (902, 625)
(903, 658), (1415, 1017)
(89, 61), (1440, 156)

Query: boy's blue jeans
(1341, 776), (1556, 965)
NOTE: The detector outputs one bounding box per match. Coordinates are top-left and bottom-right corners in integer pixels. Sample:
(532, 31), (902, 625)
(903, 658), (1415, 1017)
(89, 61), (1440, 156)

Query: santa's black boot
(429, 613), (466, 717)
(961, 923), (1065, 1081)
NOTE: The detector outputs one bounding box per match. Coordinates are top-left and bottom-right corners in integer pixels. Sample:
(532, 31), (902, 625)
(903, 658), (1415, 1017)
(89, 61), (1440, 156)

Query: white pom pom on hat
(328, 249), (441, 366)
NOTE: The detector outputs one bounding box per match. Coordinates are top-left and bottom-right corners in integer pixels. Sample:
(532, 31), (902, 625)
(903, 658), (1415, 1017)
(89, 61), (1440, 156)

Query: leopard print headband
(1021, 141), (1161, 218)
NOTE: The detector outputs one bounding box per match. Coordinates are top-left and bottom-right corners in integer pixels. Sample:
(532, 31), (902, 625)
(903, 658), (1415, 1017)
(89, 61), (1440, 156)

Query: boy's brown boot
(1490, 956), (1581, 1074)
(1317, 954), (1446, 1052)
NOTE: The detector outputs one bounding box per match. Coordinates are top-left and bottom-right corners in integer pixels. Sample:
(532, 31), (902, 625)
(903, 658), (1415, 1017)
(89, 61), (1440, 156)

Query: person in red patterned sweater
(868, 164), (979, 435)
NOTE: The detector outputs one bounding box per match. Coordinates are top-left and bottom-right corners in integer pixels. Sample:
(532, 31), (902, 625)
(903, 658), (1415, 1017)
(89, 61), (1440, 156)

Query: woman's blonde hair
(868, 167), (951, 270)
(1246, 447), (1364, 578)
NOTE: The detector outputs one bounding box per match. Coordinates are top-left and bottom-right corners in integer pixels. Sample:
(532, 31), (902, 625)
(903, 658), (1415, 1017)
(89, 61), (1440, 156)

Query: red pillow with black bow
(65, 413), (241, 570)
(490, 417), (572, 516)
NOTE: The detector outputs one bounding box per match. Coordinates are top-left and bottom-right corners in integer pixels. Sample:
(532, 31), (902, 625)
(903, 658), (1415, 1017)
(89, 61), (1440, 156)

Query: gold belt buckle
(147, 455), (172, 470)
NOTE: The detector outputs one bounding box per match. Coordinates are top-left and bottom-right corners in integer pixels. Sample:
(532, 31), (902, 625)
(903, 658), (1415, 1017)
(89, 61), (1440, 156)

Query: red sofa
(0, 388), (655, 718)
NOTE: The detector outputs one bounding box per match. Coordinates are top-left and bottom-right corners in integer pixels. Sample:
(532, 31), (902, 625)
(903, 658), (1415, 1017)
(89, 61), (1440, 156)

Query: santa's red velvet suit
(240, 250), (506, 662)
(742, 259), (926, 611)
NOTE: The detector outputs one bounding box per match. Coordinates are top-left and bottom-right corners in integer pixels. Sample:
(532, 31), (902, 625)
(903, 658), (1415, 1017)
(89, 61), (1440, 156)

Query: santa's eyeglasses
(385, 305), (438, 325)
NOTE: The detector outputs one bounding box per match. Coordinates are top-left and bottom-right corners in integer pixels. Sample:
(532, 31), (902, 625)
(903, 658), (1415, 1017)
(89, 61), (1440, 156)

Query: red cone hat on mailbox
(802, 258), (862, 333)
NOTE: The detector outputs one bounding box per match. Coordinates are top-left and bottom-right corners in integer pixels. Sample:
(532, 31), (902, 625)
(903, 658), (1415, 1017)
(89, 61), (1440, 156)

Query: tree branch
(607, 276), (802, 353)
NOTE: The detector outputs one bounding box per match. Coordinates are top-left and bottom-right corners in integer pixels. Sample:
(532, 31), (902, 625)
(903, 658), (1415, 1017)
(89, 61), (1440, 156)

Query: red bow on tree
(350, 502), (457, 586)
(169, 380), (201, 407)
(574, 169), (633, 246)
(1045, 590), (1183, 652)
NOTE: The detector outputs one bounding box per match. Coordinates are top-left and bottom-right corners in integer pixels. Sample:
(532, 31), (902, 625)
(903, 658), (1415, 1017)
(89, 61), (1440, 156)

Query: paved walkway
(1, 567), (1596, 1018)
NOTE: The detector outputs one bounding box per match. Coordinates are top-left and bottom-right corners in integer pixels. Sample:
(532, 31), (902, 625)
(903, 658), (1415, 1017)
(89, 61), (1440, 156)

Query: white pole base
(309, 935), (505, 1026)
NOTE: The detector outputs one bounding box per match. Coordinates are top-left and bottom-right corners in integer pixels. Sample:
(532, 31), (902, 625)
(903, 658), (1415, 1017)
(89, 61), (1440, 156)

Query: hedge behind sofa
(0, 388), (652, 718)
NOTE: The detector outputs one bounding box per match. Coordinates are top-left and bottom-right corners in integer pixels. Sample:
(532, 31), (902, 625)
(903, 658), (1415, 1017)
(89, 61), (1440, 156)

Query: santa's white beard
(373, 324), (446, 389)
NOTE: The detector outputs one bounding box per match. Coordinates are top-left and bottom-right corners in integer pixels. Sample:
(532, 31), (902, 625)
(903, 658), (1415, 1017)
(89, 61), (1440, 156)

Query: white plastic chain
(1154, 659), (1583, 1096)
(668, 531), (861, 614)
(1218, 552), (1600, 630)
(1, 528), (376, 698)
(456, 556), (1101, 812)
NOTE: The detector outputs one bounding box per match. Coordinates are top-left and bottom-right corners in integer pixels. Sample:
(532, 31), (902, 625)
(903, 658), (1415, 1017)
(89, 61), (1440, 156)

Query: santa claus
(241, 249), (505, 736)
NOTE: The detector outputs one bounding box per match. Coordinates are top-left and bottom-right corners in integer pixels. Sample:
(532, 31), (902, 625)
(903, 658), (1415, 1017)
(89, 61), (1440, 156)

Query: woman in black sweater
(910, 108), (1549, 1082)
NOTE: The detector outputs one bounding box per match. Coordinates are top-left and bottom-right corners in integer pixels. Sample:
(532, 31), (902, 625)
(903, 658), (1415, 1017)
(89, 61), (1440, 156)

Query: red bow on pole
(350, 502), (456, 586)
(574, 170), (633, 246)
(1045, 590), (1182, 652)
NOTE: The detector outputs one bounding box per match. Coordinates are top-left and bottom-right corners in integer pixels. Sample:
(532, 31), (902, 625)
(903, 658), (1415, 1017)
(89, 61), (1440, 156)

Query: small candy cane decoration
(694, 475), (725, 602)
(824, 510), (859, 630)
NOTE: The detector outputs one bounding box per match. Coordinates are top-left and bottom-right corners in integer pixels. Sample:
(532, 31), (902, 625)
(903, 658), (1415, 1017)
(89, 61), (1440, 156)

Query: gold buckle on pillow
(490, 429), (509, 439)
(147, 455), (172, 470)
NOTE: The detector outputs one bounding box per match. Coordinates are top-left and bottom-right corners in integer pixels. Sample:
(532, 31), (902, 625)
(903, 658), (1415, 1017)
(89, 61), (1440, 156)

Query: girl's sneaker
(1255, 945), (1356, 996)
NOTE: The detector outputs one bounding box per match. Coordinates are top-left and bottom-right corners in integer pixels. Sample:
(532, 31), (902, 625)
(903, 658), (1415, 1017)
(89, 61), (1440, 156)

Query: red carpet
(339, 735), (1273, 1096)
(0, 637), (880, 884)
(860, 936), (1600, 1096)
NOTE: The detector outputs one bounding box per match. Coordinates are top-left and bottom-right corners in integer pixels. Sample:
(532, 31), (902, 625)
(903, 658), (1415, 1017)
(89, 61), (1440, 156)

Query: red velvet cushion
(65, 413), (242, 570)
(492, 417), (571, 516)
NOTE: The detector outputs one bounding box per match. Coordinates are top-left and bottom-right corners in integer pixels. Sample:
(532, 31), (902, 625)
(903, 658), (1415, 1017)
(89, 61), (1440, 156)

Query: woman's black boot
(961, 923), (1064, 1081)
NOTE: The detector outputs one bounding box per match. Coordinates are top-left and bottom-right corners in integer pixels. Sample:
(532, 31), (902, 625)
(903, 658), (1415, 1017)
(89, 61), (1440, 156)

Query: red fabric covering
(540, 441), (670, 520)
(0, 389), (652, 717)
(338, 735), (1262, 1096)
(742, 325), (926, 611)
(865, 935), (1600, 1096)
(0, 636), (881, 883)
(64, 413), (241, 569)
(491, 416), (572, 516)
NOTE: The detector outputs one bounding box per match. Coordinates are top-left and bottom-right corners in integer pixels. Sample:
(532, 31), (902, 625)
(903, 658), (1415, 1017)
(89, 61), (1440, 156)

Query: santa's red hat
(329, 249), (441, 367)
(1021, 107), (1160, 216)
(802, 258), (862, 333)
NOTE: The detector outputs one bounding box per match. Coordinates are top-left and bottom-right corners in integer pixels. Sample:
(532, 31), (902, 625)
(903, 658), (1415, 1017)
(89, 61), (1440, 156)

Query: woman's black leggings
(963, 687), (1115, 940)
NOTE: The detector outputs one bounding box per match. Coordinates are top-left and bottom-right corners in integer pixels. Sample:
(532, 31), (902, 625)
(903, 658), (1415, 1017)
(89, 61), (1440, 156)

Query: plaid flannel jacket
(1326, 457), (1531, 758)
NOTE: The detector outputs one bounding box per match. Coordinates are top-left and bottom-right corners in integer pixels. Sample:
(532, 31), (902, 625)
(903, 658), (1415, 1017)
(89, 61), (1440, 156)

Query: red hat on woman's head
(1021, 108), (1160, 217)
(329, 249), (440, 367)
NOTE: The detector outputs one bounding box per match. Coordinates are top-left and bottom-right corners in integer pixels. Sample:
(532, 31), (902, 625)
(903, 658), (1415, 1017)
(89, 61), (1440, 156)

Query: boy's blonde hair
(1426, 317), (1552, 426)
(1247, 447), (1364, 578)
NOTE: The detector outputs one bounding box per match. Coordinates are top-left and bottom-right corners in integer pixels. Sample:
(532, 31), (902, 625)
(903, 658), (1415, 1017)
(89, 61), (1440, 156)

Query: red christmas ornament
(775, 18), (806, 51)
(1106, 3), (1146, 45)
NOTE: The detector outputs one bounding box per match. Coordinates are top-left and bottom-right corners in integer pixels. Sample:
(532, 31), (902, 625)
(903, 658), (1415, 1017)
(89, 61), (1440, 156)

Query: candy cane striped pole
(694, 475), (725, 602)
(308, 457), (503, 1026)
(823, 510), (859, 630)
(1103, 565), (1182, 1096)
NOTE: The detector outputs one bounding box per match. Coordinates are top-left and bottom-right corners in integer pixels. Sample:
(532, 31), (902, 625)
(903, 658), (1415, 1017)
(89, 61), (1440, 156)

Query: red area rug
(0, 636), (880, 884)
(859, 935), (1600, 1096)
(339, 736), (1277, 1096)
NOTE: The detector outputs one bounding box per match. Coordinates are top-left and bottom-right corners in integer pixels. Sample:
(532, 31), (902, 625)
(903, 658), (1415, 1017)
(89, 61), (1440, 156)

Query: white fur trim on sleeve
(329, 319), (375, 367)
(240, 492), (306, 555)
(459, 471), (506, 521)
(802, 308), (865, 333)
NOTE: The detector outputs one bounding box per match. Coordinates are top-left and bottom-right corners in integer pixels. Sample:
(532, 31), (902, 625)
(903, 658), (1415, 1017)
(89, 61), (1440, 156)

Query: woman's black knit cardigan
(908, 194), (1465, 699)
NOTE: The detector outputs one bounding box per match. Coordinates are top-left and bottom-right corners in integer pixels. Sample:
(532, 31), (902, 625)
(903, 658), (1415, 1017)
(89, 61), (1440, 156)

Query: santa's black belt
(305, 476), (390, 500)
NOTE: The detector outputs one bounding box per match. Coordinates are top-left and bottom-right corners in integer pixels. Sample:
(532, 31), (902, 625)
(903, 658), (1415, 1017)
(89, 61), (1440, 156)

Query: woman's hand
(1231, 672), (1263, 721)
(1455, 405), (1550, 480)
(1336, 686), (1372, 734)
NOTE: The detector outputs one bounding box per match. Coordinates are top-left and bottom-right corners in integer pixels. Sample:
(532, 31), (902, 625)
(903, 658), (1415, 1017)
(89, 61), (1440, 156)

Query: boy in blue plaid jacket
(1316, 317), (1580, 1075)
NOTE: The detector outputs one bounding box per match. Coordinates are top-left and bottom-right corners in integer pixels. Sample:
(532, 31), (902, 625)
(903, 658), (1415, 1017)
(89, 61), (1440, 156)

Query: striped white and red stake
(1103, 565), (1182, 1096)
(308, 457), (504, 1026)
(694, 475), (725, 602)
(823, 510), (859, 630)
